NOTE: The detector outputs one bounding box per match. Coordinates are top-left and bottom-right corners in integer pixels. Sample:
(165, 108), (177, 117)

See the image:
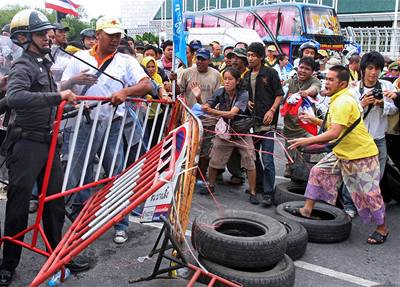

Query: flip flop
(284, 206), (311, 219)
(367, 231), (389, 245)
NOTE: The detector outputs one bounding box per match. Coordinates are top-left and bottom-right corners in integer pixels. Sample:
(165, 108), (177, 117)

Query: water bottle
(47, 268), (71, 286)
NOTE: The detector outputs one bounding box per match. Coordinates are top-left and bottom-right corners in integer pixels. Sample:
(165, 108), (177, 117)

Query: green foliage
(135, 32), (159, 44)
(0, 5), (91, 41)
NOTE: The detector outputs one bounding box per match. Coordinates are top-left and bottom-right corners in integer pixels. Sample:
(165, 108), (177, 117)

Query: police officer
(0, 9), (81, 286)
(80, 28), (96, 50)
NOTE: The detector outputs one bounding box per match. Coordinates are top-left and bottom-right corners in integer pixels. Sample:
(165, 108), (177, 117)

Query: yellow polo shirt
(328, 88), (378, 160)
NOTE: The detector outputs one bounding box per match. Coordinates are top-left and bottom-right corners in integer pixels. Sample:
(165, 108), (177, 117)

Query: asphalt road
(1, 136), (399, 287)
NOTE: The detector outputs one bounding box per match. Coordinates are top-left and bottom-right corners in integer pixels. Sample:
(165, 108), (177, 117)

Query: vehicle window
(254, 6), (301, 38)
(185, 18), (194, 30)
(203, 14), (217, 28)
(216, 11), (236, 27)
(254, 7), (278, 37)
(195, 14), (203, 28)
(303, 7), (341, 35)
(235, 11), (255, 28)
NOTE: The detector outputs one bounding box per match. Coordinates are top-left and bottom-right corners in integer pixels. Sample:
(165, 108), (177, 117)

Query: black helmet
(80, 28), (95, 41)
(2, 24), (10, 34)
(10, 9), (54, 45)
(299, 40), (320, 58)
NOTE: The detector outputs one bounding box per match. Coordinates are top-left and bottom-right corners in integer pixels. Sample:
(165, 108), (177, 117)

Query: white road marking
(295, 261), (381, 287)
(129, 216), (381, 286)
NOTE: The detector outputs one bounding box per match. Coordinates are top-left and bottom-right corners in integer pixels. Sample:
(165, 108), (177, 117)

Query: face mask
(318, 59), (324, 65)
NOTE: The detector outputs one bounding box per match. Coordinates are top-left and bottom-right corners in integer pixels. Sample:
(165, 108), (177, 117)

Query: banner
(172, 0), (187, 67)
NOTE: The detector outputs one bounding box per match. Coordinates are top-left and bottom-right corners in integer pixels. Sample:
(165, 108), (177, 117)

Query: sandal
(367, 231), (389, 245)
(284, 206), (311, 219)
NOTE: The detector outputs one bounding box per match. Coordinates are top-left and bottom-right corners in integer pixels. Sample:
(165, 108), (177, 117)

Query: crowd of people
(0, 8), (399, 286)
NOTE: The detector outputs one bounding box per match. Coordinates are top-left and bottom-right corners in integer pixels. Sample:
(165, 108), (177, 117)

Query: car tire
(198, 255), (295, 287)
(276, 201), (351, 243)
(273, 181), (307, 206)
(192, 210), (287, 269)
(272, 215), (308, 260)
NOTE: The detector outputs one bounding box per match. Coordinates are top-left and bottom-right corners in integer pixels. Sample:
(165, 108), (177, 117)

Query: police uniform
(1, 48), (65, 272)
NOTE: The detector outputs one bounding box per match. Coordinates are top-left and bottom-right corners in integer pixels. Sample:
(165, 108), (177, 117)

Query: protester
(265, 45), (277, 67)
(141, 56), (170, 147)
(177, 47), (221, 179)
(219, 45), (234, 73)
(317, 49), (329, 72)
(246, 42), (284, 206)
(80, 28), (96, 50)
(273, 53), (290, 83)
(287, 65), (389, 245)
(293, 40), (319, 68)
(0, 9), (86, 286)
(50, 22), (71, 85)
(210, 41), (224, 69)
(1, 24), (10, 37)
(282, 57), (321, 178)
(193, 67), (257, 202)
(235, 42), (248, 50)
(348, 53), (361, 84)
(223, 47), (250, 185)
(158, 40), (173, 76)
(176, 44), (195, 84)
(61, 16), (152, 244)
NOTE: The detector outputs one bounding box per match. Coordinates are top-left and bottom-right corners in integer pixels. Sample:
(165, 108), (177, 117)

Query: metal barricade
(0, 95), (202, 286)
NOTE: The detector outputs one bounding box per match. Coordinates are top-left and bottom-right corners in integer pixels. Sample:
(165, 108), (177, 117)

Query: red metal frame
(187, 264), (241, 287)
(29, 114), (186, 286)
(0, 97), (177, 284)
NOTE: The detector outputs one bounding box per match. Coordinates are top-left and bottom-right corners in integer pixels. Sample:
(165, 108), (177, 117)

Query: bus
(183, 3), (344, 61)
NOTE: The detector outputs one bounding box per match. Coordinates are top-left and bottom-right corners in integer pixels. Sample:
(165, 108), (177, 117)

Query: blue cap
(196, 48), (210, 60)
(189, 39), (202, 51)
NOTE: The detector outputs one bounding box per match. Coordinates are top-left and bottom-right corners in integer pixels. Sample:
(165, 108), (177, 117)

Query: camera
(371, 88), (383, 100)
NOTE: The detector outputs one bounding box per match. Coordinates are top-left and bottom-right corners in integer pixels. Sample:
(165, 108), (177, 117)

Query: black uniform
(1, 50), (65, 271)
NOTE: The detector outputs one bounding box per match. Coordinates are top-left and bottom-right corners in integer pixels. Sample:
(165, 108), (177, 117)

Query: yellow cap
(96, 16), (125, 35)
(318, 49), (329, 58)
(267, 45), (276, 52)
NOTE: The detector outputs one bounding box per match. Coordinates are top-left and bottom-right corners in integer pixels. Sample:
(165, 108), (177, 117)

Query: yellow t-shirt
(328, 88), (378, 160)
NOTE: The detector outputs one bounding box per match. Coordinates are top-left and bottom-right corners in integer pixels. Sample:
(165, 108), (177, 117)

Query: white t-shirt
(351, 80), (398, 139)
(62, 50), (148, 119)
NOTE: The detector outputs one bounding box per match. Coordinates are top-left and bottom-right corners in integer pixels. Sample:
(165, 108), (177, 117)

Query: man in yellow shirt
(288, 65), (388, 245)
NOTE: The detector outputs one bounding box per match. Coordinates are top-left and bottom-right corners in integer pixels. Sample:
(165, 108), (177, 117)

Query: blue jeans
(67, 118), (128, 231)
(341, 137), (387, 212)
(254, 131), (275, 196)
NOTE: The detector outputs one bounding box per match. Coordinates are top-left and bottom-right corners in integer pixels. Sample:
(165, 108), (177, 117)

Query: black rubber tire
(191, 210), (287, 269)
(272, 215), (308, 261)
(198, 255), (295, 287)
(276, 201), (352, 243)
(273, 181), (307, 206)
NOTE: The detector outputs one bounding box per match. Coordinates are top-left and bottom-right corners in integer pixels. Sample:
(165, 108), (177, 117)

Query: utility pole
(391, 0), (399, 58)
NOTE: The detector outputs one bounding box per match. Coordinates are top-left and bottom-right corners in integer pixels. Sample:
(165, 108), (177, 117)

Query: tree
(135, 32), (159, 44)
(0, 5), (91, 41)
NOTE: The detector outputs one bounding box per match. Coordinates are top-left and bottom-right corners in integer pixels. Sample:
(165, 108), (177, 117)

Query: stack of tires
(191, 210), (307, 287)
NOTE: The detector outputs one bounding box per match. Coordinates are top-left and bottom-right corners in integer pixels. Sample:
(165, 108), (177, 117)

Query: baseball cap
(267, 45), (276, 52)
(389, 62), (399, 70)
(196, 48), (210, 60)
(53, 22), (70, 32)
(227, 47), (247, 59)
(189, 39), (202, 51)
(96, 16), (125, 35)
(318, 49), (329, 58)
(135, 41), (145, 49)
